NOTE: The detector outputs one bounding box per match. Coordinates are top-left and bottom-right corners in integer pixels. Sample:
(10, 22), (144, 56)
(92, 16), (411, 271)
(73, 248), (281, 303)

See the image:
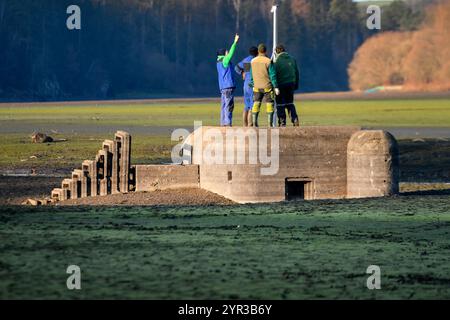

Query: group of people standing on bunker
(216, 34), (300, 128)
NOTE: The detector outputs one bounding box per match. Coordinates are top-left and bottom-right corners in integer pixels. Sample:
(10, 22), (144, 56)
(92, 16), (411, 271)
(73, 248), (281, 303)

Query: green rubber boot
(252, 112), (259, 127)
(268, 112), (274, 128)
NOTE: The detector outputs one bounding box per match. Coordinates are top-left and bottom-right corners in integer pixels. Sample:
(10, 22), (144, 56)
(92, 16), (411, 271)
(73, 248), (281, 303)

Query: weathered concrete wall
(188, 126), (361, 203)
(347, 130), (399, 198)
(135, 165), (200, 192)
(49, 131), (132, 205)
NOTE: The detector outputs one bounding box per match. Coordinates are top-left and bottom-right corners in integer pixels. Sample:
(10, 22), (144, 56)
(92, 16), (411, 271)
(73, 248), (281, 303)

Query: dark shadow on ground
(399, 139), (450, 182)
(401, 188), (450, 196)
(0, 176), (61, 205)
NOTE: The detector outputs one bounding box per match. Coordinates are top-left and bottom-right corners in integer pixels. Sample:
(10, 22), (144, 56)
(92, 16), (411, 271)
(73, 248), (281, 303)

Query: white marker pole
(271, 4), (278, 61)
(271, 4), (279, 127)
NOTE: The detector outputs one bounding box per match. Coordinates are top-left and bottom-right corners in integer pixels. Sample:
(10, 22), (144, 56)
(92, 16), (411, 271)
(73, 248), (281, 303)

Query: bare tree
(291, 0), (310, 18)
(232, 0), (241, 31)
(348, 32), (412, 91)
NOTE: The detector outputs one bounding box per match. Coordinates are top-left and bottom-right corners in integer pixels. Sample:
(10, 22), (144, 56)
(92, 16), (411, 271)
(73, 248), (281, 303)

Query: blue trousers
(243, 85), (253, 112)
(220, 88), (235, 126)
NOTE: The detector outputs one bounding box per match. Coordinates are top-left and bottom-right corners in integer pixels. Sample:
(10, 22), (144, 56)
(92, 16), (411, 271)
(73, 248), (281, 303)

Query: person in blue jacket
(216, 34), (239, 126)
(235, 46), (258, 127)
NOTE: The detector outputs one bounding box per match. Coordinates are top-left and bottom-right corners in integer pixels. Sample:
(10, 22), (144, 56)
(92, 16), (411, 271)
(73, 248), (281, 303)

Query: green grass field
(0, 134), (174, 169)
(1, 98), (449, 127)
(1, 195), (449, 299)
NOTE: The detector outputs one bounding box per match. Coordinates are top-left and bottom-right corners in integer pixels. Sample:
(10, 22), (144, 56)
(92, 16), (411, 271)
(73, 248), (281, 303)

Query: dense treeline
(0, 0), (429, 101)
(349, 0), (450, 91)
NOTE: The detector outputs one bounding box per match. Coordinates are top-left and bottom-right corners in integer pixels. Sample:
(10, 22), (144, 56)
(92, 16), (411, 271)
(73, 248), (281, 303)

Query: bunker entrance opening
(286, 179), (313, 201)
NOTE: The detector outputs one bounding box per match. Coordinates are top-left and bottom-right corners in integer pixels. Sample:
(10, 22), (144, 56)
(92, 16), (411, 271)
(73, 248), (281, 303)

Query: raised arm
(222, 34), (239, 68)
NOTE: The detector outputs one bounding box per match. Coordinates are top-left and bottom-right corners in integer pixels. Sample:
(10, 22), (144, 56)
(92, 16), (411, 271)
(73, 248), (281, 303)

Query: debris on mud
(30, 132), (67, 143)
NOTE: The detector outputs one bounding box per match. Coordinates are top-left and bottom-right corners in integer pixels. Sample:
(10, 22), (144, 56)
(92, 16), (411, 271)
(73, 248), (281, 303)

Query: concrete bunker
(36, 126), (399, 205)
(183, 126), (399, 203)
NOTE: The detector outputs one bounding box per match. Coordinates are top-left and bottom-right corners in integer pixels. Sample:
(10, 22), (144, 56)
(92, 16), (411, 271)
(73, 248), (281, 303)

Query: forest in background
(349, 0), (450, 91)
(0, 0), (434, 101)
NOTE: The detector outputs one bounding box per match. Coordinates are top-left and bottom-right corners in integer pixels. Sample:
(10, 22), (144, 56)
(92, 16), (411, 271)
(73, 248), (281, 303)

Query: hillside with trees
(0, 0), (434, 101)
(0, 0), (364, 101)
(349, 0), (450, 91)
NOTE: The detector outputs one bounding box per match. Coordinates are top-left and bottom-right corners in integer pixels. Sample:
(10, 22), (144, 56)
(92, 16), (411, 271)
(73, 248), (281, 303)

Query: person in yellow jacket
(249, 43), (279, 127)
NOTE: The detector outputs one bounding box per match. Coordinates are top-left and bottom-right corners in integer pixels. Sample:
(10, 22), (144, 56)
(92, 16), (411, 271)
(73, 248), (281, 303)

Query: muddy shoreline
(1, 176), (449, 206)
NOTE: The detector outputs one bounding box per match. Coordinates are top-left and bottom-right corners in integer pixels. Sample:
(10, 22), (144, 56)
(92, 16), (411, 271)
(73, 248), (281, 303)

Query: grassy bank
(0, 134), (174, 172)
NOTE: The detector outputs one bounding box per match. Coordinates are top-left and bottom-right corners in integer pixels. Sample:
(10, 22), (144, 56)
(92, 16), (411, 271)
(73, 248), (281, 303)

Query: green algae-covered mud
(1, 195), (449, 300)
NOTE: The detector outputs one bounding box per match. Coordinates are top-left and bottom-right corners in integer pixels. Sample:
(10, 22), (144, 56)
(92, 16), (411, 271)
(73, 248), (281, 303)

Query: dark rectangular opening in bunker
(285, 179), (313, 201)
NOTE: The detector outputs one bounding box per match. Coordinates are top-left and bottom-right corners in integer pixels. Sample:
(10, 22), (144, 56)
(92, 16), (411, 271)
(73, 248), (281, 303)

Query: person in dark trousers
(274, 44), (300, 127)
(235, 46), (258, 127)
(216, 34), (240, 126)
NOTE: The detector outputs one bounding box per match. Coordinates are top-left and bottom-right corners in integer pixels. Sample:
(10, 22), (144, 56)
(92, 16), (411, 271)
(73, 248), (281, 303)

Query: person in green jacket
(274, 44), (300, 127)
